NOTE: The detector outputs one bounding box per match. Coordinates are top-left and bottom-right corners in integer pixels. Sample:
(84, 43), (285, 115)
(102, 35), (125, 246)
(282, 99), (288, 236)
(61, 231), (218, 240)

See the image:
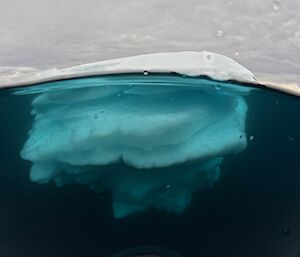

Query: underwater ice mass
(20, 52), (253, 218)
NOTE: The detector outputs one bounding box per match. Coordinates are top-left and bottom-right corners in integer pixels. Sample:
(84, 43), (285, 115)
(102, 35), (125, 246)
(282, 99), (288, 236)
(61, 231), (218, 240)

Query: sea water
(0, 74), (299, 257)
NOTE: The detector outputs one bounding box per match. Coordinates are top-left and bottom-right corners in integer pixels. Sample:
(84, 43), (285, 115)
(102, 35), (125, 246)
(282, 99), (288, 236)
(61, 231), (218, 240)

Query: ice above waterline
(3, 51), (256, 88)
(20, 52), (252, 218)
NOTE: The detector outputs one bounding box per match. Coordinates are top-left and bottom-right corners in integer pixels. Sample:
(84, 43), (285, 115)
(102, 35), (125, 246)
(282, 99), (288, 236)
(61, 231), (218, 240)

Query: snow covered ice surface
(20, 52), (251, 218)
(1, 51), (256, 88)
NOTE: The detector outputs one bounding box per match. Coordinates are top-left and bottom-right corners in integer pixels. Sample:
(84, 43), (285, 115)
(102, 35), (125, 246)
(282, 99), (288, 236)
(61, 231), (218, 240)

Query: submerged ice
(21, 78), (248, 218)
(20, 52), (253, 218)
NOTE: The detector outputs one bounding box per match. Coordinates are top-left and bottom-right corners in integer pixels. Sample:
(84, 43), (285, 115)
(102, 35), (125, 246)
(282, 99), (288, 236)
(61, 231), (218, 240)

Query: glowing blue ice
(21, 75), (248, 218)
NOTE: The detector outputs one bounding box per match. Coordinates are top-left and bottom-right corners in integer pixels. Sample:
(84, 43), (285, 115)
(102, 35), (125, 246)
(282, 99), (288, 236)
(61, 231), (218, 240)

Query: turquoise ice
(18, 52), (256, 218)
(20, 75), (248, 218)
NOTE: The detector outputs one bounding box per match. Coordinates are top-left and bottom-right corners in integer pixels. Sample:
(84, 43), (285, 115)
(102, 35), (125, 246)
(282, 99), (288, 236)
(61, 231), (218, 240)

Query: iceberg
(20, 52), (254, 218)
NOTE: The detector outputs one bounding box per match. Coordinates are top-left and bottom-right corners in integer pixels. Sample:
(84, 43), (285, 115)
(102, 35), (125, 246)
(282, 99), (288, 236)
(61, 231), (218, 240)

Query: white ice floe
(1, 51), (256, 88)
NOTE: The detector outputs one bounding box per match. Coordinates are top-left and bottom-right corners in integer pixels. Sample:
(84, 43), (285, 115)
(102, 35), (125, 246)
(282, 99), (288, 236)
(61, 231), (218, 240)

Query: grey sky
(0, 0), (299, 82)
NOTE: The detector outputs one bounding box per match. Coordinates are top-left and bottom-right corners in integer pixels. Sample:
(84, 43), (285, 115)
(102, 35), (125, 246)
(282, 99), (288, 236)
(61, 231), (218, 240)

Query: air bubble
(280, 227), (291, 237)
(166, 184), (171, 189)
(206, 54), (212, 61)
(234, 51), (240, 57)
(214, 85), (221, 90)
(143, 71), (149, 75)
(216, 30), (224, 37)
(272, 1), (281, 10)
(250, 135), (254, 141)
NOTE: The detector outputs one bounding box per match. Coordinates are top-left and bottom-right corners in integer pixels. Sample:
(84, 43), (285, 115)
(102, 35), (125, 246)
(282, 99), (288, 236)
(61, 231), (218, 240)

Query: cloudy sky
(0, 0), (300, 82)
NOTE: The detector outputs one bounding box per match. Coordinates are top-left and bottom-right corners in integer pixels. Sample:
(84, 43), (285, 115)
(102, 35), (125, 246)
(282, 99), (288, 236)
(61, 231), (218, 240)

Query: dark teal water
(0, 75), (299, 257)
